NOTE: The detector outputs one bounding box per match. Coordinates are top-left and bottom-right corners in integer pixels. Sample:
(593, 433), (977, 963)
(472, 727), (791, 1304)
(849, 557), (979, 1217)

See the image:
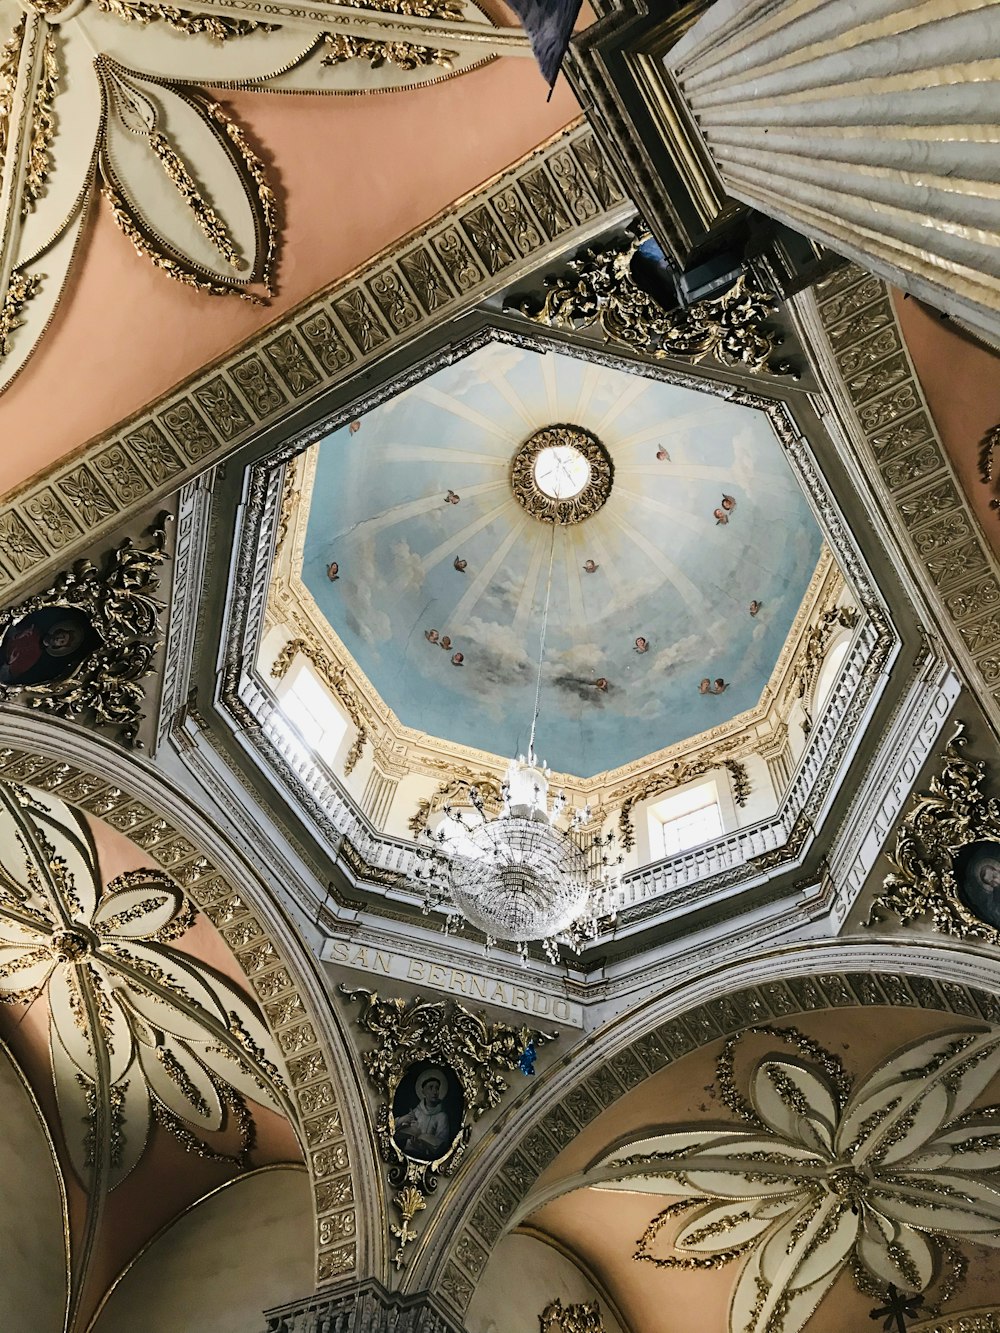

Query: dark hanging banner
(505, 0), (584, 89)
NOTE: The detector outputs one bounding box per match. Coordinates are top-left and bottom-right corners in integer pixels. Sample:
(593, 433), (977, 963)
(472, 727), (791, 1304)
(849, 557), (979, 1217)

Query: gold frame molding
(340, 985), (555, 1270)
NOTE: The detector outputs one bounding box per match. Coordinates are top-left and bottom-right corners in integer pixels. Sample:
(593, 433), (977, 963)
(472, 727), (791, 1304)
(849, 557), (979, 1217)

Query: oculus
(511, 424), (613, 525)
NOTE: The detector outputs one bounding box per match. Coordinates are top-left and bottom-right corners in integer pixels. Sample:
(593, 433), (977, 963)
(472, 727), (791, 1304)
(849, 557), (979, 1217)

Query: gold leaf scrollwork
(511, 425), (614, 526)
(23, 27), (58, 214)
(867, 721), (1000, 941)
(321, 31), (456, 72)
(0, 268), (44, 357)
(617, 753), (751, 852)
(91, 0), (277, 40)
(339, 986), (557, 1267)
(0, 515), (169, 744)
(512, 230), (789, 376)
(977, 422), (1000, 516)
(540, 1298), (606, 1333)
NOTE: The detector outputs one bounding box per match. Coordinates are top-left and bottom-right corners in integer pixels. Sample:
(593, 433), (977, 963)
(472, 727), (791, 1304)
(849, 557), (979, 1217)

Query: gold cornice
(0, 118), (630, 599)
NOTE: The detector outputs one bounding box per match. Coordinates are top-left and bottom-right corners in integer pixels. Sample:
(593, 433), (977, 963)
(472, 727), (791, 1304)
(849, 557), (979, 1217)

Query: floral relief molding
(437, 969), (1000, 1318)
(0, 0), (531, 391)
(0, 743), (359, 1287)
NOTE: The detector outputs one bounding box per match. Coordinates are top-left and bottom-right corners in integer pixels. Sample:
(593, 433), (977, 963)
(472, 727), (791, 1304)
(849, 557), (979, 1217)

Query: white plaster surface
(92, 1166), (313, 1333)
(465, 1232), (626, 1333)
(0, 1046), (67, 1333)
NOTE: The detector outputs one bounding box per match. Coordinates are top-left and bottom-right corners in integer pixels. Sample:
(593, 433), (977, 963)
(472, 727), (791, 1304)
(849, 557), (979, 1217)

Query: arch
(417, 936), (1000, 1317)
(0, 710), (378, 1289)
(90, 1167), (313, 1333)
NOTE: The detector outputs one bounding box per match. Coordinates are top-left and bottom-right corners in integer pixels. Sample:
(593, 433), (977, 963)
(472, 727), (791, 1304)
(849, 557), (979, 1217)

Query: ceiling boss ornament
(0, 0), (527, 388)
(583, 1023), (1000, 1333)
(511, 424), (613, 526)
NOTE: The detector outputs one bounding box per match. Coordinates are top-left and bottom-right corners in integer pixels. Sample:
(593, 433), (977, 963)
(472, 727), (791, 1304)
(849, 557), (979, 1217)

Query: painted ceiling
(300, 340), (823, 777)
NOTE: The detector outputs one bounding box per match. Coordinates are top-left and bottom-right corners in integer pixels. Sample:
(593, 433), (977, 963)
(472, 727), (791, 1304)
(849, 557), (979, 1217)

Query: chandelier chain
(528, 525), (557, 764)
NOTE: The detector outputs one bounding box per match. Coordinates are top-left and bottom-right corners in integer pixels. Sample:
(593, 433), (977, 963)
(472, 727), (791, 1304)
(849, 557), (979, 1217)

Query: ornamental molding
(0, 119), (631, 599)
(510, 423), (613, 525)
(540, 1298), (606, 1332)
(868, 722), (1000, 944)
(430, 952), (1000, 1317)
(911, 1311), (1000, 1333)
(798, 268), (1000, 740)
(0, 515), (169, 744)
(0, 734), (363, 1288)
(511, 229), (792, 376)
(339, 985), (556, 1269)
(0, 0), (530, 392)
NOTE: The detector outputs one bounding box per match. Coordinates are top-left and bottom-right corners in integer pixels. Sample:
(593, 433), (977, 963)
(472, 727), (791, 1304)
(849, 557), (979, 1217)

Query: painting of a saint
(391, 1062), (463, 1163)
(0, 607), (96, 687)
(954, 841), (1000, 929)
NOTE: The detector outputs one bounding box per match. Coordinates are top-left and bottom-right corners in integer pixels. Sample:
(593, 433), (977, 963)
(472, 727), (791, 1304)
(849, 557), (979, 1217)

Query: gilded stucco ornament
(540, 1299), (606, 1333)
(0, 781), (292, 1327)
(340, 985), (556, 1268)
(0, 516), (168, 743)
(585, 1024), (1000, 1333)
(0, 0), (525, 388)
(510, 425), (614, 526)
(512, 231), (789, 375)
(868, 722), (1000, 940)
(617, 753), (750, 853)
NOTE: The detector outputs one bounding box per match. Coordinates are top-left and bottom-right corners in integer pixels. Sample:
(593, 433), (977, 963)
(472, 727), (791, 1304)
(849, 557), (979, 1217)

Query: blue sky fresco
(301, 341), (823, 777)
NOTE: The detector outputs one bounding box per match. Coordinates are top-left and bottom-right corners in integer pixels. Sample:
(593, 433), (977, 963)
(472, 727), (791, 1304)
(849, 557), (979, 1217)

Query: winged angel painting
(0, 0), (525, 388)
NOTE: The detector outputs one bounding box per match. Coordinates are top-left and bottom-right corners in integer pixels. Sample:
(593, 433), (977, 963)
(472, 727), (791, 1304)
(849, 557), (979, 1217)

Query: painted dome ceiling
(298, 340), (823, 778)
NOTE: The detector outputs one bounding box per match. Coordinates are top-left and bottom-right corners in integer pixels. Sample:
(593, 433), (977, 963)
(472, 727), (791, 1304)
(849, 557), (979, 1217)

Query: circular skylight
(533, 444), (592, 500)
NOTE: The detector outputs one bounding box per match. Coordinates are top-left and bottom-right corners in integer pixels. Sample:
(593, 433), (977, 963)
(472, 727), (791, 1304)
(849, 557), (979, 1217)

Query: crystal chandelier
(413, 521), (621, 963)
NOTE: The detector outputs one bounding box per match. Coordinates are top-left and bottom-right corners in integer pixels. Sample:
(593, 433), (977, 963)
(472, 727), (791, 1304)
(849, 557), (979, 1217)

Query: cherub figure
(425, 629), (439, 644)
(445, 490), (461, 505)
(348, 421), (361, 434)
(439, 636), (452, 651)
(656, 447), (670, 462)
(699, 677), (712, 694)
(583, 559), (599, 574)
(593, 678), (609, 692)
(749, 600), (762, 617)
(326, 562), (339, 581)
(713, 678), (729, 694)
(451, 652), (464, 666)
(453, 557), (467, 573)
(634, 637), (649, 654)
(699, 677), (729, 695)
(721, 494), (736, 512)
(713, 508), (729, 525)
